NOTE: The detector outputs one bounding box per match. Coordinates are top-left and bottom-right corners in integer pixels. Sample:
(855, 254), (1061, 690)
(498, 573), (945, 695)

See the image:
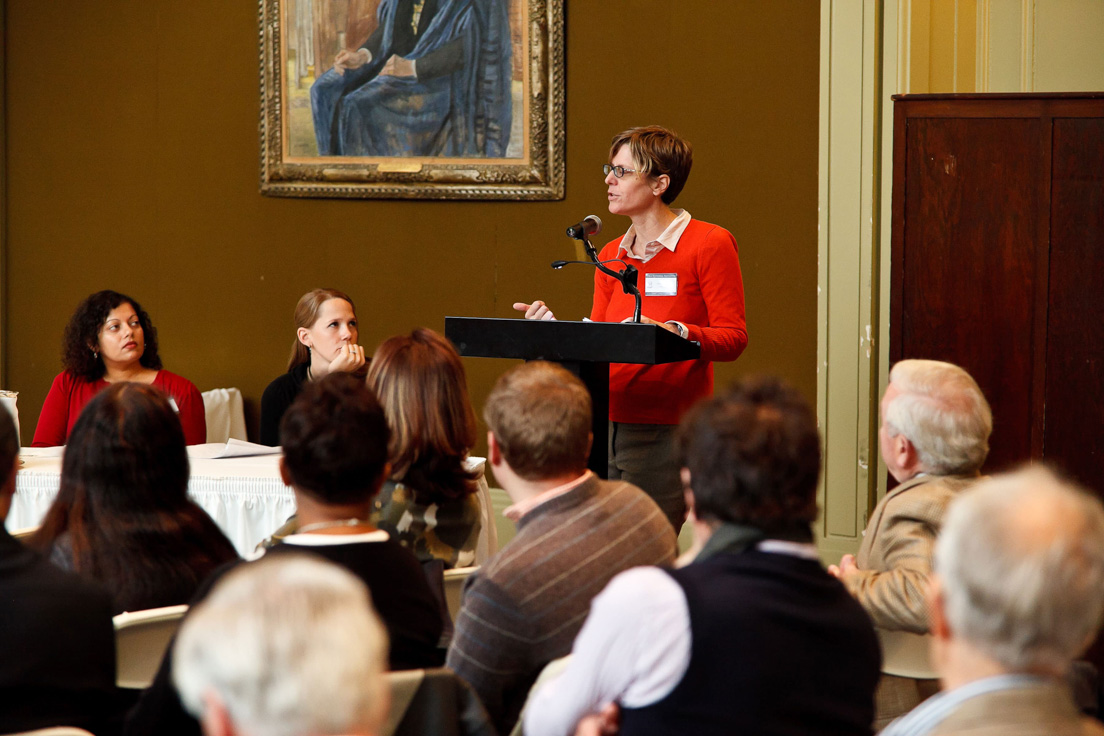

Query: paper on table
(186, 439), (282, 460)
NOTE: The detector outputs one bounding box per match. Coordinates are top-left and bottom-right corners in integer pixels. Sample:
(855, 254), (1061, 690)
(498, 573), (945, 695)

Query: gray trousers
(608, 421), (686, 533)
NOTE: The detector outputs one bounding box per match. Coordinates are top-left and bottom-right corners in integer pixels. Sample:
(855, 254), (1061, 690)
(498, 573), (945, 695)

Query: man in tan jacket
(880, 468), (1104, 736)
(829, 359), (992, 729)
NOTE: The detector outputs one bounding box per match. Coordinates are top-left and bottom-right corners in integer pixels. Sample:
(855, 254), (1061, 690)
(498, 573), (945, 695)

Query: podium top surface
(445, 316), (701, 365)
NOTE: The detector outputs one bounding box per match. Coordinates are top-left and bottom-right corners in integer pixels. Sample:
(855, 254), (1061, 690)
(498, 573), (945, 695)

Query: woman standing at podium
(514, 126), (747, 531)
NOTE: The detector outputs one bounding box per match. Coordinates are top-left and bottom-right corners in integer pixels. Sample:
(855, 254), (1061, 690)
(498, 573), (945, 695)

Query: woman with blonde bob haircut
(367, 328), (481, 568)
(260, 288), (367, 446)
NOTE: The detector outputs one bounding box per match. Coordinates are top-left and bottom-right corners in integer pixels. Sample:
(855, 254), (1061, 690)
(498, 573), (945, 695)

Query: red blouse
(32, 370), (207, 447)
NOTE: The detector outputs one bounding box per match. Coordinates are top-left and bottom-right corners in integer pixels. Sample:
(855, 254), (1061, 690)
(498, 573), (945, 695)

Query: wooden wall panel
(1044, 118), (1104, 488)
(900, 116), (1041, 472)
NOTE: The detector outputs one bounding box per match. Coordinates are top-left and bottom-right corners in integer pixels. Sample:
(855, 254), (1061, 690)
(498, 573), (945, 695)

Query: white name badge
(645, 273), (678, 297)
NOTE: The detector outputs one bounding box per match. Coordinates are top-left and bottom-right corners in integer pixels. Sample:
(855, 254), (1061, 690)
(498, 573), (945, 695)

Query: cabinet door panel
(901, 117), (1042, 472)
(1045, 117), (1104, 488)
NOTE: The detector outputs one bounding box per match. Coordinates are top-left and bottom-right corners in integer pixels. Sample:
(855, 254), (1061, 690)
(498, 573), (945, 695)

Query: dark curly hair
(62, 290), (162, 380)
(677, 376), (821, 533)
(280, 372), (391, 505)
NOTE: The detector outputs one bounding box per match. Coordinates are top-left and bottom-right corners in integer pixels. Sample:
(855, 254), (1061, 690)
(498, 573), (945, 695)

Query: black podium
(445, 316), (701, 477)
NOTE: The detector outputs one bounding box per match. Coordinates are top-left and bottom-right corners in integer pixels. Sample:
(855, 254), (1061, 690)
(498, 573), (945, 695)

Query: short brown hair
(677, 377), (820, 532)
(609, 125), (693, 204)
(483, 362), (592, 480)
(367, 328), (479, 502)
(287, 288), (357, 371)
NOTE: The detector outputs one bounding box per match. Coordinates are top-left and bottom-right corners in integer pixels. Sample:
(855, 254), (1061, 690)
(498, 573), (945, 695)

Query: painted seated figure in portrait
(310, 0), (513, 157)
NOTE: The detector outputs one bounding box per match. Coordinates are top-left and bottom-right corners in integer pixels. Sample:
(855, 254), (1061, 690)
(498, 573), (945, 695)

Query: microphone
(566, 215), (603, 240)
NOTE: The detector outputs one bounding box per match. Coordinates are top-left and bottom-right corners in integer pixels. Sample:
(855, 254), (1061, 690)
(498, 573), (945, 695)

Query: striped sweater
(446, 476), (677, 734)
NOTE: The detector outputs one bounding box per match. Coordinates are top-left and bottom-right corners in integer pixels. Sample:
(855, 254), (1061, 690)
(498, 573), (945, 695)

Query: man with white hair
(829, 359), (993, 727)
(881, 467), (1104, 736)
(173, 554), (390, 736)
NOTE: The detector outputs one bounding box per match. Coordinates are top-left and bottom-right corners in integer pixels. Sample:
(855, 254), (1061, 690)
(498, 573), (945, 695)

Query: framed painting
(258, 0), (565, 200)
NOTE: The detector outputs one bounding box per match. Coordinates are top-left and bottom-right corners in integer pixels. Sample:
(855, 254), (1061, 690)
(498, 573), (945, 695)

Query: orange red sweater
(590, 219), (747, 424)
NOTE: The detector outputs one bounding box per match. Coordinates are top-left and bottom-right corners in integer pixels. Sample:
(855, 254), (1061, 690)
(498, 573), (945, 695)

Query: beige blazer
(845, 474), (977, 634)
(932, 680), (1104, 736)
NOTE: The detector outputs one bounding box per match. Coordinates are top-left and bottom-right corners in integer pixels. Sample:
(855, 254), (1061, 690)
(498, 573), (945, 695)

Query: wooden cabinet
(890, 93), (1104, 489)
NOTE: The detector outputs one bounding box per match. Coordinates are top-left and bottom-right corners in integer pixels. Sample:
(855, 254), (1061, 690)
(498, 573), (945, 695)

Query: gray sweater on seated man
(446, 362), (676, 735)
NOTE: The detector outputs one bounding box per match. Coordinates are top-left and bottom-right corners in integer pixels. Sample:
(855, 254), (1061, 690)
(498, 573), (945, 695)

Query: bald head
(935, 467), (1104, 674)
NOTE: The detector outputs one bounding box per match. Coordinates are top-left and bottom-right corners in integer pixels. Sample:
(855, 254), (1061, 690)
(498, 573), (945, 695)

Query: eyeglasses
(603, 164), (638, 179)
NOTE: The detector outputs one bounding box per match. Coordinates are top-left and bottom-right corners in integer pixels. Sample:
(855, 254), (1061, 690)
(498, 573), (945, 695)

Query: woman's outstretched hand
(513, 301), (557, 321)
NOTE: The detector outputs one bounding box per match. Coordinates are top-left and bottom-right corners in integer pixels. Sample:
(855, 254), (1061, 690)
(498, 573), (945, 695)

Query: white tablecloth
(7, 449), (497, 560)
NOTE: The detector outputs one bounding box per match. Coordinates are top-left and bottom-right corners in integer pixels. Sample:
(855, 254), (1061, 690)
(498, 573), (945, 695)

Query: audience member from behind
(525, 377), (880, 736)
(272, 372), (443, 668)
(174, 555), (390, 736)
(447, 361), (676, 734)
(829, 359), (992, 727)
(124, 373), (444, 736)
(259, 288), (366, 446)
(367, 328), (481, 568)
(30, 382), (238, 614)
(882, 467), (1104, 736)
(0, 401), (120, 733)
(33, 289), (206, 446)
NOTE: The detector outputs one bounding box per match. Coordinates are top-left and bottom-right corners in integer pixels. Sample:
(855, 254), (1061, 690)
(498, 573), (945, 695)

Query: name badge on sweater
(645, 273), (678, 296)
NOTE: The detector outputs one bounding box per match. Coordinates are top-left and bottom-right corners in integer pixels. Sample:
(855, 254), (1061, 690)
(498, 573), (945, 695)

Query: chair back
(0, 389), (20, 447)
(443, 565), (479, 622)
(113, 604), (189, 689)
(201, 387), (247, 443)
(383, 668), (495, 736)
(878, 629), (938, 679)
(489, 487), (516, 550)
(10, 525), (39, 540)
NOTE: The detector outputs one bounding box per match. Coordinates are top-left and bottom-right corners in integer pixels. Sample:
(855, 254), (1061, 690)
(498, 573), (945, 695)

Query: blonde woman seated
(367, 328), (482, 569)
(263, 329), (482, 568)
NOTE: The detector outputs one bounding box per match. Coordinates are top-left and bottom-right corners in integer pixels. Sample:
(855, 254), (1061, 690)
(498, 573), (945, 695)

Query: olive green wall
(2, 0), (820, 449)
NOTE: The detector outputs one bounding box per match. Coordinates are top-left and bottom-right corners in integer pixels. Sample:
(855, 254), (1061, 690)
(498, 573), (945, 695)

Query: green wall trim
(817, 0), (896, 560)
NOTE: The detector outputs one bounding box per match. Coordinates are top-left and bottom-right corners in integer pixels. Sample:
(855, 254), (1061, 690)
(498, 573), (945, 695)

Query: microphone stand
(580, 233), (642, 323)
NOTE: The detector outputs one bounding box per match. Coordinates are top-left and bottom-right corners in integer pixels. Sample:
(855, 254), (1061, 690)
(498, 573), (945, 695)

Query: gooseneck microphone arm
(559, 214), (641, 322)
(551, 237), (642, 323)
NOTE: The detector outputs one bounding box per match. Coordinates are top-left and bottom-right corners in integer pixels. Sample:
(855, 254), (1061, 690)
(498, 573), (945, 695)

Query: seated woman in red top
(514, 126), (748, 532)
(29, 383), (238, 614)
(32, 290), (206, 446)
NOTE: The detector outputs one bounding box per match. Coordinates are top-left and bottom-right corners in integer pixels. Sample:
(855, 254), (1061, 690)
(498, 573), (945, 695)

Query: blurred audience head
(32, 382), (190, 545)
(174, 554), (389, 736)
(677, 377), (820, 534)
(280, 373), (390, 504)
(934, 466), (1104, 675)
(30, 382), (235, 604)
(483, 361), (592, 481)
(63, 290), (161, 380)
(882, 359), (992, 479)
(288, 288), (357, 371)
(367, 328), (478, 502)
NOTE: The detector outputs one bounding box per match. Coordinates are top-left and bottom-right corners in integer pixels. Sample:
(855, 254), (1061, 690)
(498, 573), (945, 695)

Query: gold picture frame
(258, 0), (565, 200)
